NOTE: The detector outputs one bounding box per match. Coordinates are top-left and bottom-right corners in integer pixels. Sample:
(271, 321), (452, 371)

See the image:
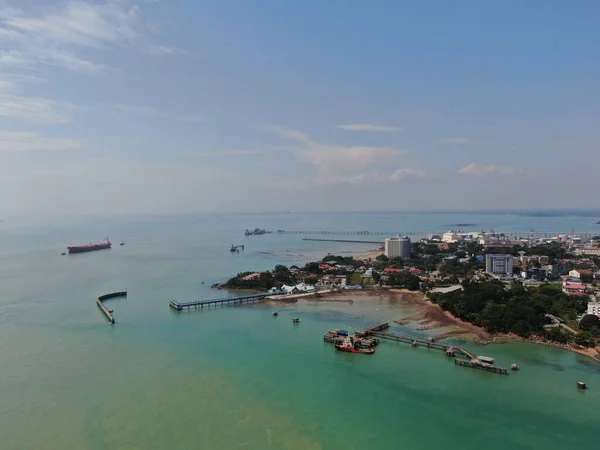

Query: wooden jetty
(370, 331), (476, 360)
(368, 331), (508, 375)
(96, 290), (127, 324)
(169, 292), (275, 311)
(454, 359), (508, 375)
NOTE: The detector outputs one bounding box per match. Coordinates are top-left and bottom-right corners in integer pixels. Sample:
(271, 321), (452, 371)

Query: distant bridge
(277, 230), (599, 240)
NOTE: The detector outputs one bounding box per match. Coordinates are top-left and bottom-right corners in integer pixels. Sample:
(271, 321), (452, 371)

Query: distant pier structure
(278, 230), (599, 240)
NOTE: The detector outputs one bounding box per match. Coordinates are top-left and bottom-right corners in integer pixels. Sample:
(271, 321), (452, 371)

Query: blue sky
(1, 0), (598, 215)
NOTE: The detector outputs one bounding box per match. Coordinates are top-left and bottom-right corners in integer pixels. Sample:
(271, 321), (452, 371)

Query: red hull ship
(335, 342), (375, 354)
(67, 238), (111, 254)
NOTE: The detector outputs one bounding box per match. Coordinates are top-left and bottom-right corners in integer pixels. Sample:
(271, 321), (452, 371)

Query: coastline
(267, 287), (600, 363)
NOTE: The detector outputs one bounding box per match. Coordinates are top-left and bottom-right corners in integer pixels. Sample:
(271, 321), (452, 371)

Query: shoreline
(264, 287), (600, 363)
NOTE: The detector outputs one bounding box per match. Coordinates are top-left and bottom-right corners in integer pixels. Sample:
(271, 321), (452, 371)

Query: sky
(1, 0), (599, 216)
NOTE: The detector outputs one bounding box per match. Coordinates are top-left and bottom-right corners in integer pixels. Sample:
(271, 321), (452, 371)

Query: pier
(96, 290), (127, 324)
(279, 230), (600, 240)
(169, 292), (275, 311)
(370, 331), (476, 360)
(354, 327), (509, 375)
(302, 238), (383, 244)
(454, 359), (508, 374)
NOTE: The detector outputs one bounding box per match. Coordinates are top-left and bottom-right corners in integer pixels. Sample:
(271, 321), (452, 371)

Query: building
(587, 296), (600, 317)
(485, 254), (513, 275)
(569, 269), (592, 279)
(562, 281), (591, 296)
(384, 236), (411, 259)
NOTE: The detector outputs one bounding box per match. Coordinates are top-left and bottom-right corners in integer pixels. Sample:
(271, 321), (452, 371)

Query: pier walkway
(96, 290), (127, 324)
(169, 293), (277, 311)
(370, 331), (476, 359)
(302, 238), (383, 244)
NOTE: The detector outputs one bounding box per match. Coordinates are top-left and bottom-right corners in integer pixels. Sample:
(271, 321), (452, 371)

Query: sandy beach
(352, 248), (383, 260)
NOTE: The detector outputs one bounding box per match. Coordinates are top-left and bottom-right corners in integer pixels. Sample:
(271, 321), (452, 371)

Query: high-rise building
(485, 254), (513, 275)
(384, 236), (411, 259)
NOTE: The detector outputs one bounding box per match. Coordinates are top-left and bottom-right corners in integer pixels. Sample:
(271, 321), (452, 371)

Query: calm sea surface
(1, 212), (599, 449)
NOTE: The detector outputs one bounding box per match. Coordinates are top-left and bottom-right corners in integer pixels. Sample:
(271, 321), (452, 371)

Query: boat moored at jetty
(335, 338), (375, 354)
(67, 238), (111, 254)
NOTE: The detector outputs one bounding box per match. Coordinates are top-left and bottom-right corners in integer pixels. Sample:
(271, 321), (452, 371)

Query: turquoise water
(1, 212), (599, 449)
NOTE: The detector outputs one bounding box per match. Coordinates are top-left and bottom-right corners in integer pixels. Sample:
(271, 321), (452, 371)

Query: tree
(376, 254), (388, 262)
(372, 271), (381, 283)
(579, 314), (600, 331)
(575, 331), (595, 347)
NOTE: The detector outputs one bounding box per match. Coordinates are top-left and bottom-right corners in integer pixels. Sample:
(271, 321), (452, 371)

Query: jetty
(169, 292), (276, 311)
(96, 290), (127, 324)
(325, 323), (508, 375)
(370, 331), (476, 359)
(302, 238), (383, 244)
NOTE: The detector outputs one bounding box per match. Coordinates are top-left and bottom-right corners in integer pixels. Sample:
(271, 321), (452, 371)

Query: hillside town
(219, 229), (600, 349)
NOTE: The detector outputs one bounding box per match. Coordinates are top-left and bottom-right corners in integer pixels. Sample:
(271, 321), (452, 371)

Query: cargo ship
(67, 238), (112, 254)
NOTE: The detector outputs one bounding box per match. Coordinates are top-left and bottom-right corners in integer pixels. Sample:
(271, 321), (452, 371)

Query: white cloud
(389, 168), (427, 181)
(0, 49), (26, 66)
(0, 93), (75, 123)
(442, 137), (469, 144)
(1, 2), (140, 48)
(198, 150), (265, 156)
(0, 0), (186, 77)
(457, 164), (520, 177)
(0, 131), (84, 152)
(268, 126), (409, 186)
(115, 104), (206, 123)
(147, 45), (187, 56)
(41, 49), (107, 73)
(338, 123), (401, 132)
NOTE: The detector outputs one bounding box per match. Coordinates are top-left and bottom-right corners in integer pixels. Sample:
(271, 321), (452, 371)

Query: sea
(1, 211), (599, 449)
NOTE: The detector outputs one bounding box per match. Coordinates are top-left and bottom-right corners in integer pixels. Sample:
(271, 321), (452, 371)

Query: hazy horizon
(2, 1), (598, 215)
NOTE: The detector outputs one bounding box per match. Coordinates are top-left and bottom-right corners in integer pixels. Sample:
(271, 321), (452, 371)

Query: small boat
(120, 242), (125, 246)
(272, 311), (278, 317)
(292, 317), (300, 323)
(61, 252), (66, 256)
(335, 343), (375, 354)
(511, 363), (519, 371)
(577, 381), (587, 389)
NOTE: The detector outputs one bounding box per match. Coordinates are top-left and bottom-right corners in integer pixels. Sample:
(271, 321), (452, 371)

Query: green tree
(579, 314), (600, 331)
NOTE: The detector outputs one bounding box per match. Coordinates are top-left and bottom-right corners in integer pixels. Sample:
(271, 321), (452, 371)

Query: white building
(587, 296), (600, 317)
(384, 236), (411, 259)
(485, 254), (513, 275)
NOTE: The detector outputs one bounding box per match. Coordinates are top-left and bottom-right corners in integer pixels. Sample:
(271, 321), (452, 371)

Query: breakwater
(96, 290), (127, 324)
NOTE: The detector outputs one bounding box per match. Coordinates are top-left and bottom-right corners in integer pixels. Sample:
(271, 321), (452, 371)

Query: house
(280, 283), (316, 294)
(383, 267), (403, 273)
(318, 263), (334, 270)
(363, 268), (373, 277)
(408, 267), (424, 276)
(569, 269), (592, 279)
(562, 281), (591, 296)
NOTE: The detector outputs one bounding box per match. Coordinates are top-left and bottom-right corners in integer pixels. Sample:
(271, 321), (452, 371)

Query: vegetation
(428, 282), (589, 341)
